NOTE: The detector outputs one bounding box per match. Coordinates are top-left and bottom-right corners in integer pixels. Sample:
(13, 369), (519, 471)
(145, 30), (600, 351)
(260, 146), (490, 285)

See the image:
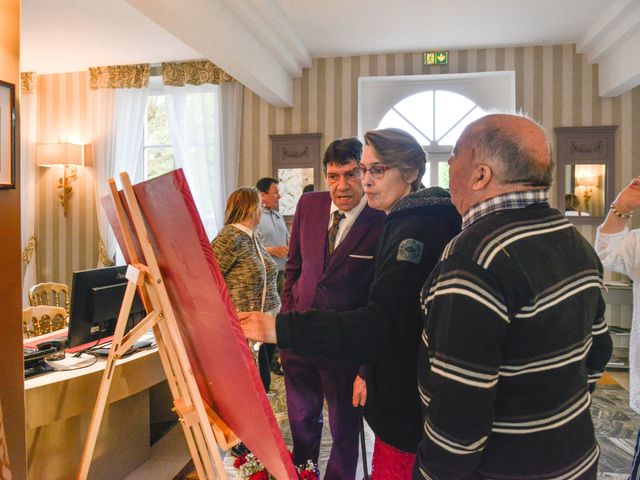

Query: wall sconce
(576, 175), (599, 209)
(36, 143), (90, 216)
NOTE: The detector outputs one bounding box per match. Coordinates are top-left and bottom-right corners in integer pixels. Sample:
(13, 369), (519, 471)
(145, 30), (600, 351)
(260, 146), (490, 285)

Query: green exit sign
(424, 51), (449, 65)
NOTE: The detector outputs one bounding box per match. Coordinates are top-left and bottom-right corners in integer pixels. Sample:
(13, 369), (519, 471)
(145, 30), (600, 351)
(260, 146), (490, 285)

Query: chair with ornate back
(22, 306), (68, 338)
(28, 282), (70, 315)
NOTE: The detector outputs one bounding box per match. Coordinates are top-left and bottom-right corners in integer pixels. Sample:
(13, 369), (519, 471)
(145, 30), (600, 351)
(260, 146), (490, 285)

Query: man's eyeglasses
(358, 164), (391, 179)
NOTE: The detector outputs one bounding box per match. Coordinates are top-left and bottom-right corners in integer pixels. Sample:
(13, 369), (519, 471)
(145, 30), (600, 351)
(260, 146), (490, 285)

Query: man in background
(281, 137), (385, 478)
(256, 177), (289, 292)
(415, 114), (612, 479)
(255, 177), (289, 384)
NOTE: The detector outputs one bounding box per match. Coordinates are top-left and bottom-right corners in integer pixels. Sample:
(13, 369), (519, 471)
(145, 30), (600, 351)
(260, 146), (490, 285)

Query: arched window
(359, 71), (515, 188)
(377, 90), (485, 188)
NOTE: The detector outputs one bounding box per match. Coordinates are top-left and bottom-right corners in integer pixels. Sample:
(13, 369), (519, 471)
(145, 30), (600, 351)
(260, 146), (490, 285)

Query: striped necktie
(327, 211), (346, 255)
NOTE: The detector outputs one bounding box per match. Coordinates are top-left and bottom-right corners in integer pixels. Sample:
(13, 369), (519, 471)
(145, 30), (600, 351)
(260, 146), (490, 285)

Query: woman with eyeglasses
(240, 128), (461, 479)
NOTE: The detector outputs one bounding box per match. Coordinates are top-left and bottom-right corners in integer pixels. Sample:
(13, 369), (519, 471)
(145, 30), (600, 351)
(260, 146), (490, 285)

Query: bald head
(465, 114), (553, 188)
(448, 114), (554, 214)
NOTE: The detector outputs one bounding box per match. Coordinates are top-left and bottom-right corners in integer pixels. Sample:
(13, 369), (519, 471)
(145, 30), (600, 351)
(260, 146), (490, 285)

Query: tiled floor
(173, 373), (639, 480)
(592, 380), (639, 479)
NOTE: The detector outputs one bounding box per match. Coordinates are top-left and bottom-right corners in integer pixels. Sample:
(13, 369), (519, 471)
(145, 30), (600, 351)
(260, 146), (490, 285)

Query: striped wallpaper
(238, 44), (640, 247)
(35, 71), (98, 288)
(33, 44), (639, 292)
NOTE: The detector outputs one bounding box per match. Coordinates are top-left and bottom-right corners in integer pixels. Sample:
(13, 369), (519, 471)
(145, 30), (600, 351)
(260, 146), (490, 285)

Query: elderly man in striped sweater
(415, 114), (612, 479)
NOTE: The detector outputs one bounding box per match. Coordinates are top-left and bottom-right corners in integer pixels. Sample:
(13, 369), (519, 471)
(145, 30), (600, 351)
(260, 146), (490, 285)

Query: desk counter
(25, 347), (167, 480)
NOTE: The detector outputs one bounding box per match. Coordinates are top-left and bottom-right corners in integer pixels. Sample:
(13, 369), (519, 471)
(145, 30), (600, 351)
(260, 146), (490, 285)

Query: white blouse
(595, 226), (640, 414)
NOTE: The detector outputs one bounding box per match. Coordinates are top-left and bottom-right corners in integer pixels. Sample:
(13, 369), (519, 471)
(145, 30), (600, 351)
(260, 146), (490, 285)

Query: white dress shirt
(327, 194), (368, 249)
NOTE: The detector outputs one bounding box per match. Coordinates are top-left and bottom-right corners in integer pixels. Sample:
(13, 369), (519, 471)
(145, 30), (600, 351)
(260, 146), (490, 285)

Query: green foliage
(438, 163), (450, 189)
(145, 147), (175, 179)
(145, 95), (175, 178)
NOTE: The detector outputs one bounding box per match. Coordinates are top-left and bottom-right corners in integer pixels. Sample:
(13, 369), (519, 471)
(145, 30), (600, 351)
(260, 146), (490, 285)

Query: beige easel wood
(77, 173), (238, 480)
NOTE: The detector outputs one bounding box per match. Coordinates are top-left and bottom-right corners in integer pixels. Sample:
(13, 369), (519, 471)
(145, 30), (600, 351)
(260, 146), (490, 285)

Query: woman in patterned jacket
(211, 187), (280, 392)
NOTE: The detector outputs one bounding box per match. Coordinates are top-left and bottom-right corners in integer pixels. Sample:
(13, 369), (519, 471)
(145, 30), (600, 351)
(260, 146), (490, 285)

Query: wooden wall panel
(0, 0), (26, 477)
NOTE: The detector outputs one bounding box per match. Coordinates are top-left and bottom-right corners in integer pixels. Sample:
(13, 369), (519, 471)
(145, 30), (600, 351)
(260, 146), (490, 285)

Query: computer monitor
(67, 266), (146, 349)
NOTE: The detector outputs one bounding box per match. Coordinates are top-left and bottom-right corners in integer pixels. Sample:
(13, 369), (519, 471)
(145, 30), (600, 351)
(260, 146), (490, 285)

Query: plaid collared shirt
(461, 190), (549, 230)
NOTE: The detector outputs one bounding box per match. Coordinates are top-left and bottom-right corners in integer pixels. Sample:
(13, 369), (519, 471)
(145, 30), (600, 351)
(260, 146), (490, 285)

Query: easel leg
(87, 173), (234, 480)
(77, 276), (140, 480)
(151, 316), (227, 479)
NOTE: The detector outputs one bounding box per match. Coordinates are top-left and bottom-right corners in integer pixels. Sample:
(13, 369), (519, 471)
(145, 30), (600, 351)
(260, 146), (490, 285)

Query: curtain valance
(89, 64), (150, 90)
(162, 60), (234, 87)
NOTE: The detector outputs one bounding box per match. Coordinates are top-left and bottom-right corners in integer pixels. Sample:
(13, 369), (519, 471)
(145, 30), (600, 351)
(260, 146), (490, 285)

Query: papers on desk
(26, 330), (157, 377)
(47, 353), (98, 371)
(91, 338), (156, 358)
(83, 329), (156, 358)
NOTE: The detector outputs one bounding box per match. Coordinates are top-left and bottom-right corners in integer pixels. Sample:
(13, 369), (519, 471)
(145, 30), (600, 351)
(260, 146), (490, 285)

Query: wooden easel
(77, 172), (238, 480)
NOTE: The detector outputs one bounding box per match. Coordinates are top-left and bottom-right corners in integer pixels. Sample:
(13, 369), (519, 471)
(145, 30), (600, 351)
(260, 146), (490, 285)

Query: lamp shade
(36, 143), (87, 167)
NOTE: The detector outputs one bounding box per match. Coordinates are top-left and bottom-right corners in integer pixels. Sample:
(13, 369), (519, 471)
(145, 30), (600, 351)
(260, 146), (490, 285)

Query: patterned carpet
(174, 374), (639, 480)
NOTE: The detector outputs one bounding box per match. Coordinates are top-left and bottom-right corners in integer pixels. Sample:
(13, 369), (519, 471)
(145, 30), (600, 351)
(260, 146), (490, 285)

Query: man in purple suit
(281, 137), (385, 479)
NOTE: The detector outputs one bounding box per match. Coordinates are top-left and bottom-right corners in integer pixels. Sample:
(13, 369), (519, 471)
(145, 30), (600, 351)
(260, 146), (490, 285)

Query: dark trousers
(269, 269), (286, 367)
(258, 343), (275, 392)
(257, 269), (285, 392)
(277, 269), (286, 294)
(631, 427), (640, 480)
(281, 350), (361, 479)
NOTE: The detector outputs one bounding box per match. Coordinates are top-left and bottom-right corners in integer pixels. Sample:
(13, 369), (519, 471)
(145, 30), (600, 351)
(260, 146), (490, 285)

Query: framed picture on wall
(0, 80), (16, 189)
(270, 133), (321, 218)
(555, 126), (617, 225)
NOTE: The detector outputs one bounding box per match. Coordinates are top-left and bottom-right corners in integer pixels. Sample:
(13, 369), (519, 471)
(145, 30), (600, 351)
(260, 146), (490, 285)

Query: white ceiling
(21, 0), (201, 74)
(275, 0), (610, 57)
(20, 0), (640, 105)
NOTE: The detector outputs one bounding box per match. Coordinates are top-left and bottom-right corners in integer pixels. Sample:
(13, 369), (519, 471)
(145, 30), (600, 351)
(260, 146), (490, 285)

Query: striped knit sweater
(415, 203), (612, 479)
(211, 225), (280, 313)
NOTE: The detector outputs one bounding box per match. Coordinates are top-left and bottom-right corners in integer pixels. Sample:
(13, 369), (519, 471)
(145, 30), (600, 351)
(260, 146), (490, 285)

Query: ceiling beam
(577, 0), (640, 97)
(124, 0), (311, 107)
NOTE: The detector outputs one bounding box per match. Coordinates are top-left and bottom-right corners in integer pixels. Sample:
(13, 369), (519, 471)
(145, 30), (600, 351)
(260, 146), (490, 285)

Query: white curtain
(20, 76), (38, 307)
(219, 82), (243, 216)
(165, 82), (241, 238)
(90, 86), (148, 266)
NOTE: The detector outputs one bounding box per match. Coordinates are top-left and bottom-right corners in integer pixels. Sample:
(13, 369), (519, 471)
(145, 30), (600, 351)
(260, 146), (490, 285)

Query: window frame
(142, 75), (175, 180)
(358, 71), (516, 139)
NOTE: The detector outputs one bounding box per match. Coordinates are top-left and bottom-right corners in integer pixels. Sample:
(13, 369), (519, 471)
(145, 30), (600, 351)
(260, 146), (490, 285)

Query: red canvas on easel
(102, 169), (297, 479)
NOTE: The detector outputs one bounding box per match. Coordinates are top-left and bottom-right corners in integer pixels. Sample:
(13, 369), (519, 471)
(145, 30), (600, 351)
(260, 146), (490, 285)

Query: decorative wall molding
(282, 146), (309, 159)
(569, 140), (603, 155)
(556, 126), (618, 225)
(20, 72), (37, 95)
(22, 236), (36, 265)
(97, 237), (115, 267)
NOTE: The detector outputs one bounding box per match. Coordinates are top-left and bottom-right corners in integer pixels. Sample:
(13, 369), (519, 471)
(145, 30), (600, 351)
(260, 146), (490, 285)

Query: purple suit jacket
(282, 191), (386, 314)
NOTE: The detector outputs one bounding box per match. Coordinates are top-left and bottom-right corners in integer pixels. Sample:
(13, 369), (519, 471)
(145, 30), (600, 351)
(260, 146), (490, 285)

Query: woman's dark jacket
(276, 187), (461, 452)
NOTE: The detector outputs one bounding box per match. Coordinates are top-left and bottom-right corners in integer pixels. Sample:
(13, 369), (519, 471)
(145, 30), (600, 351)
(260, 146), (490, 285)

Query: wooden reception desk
(24, 345), (167, 480)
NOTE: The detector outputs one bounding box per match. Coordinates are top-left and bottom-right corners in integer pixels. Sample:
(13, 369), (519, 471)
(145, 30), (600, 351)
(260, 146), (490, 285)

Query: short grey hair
(364, 128), (426, 191)
(474, 120), (554, 188)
